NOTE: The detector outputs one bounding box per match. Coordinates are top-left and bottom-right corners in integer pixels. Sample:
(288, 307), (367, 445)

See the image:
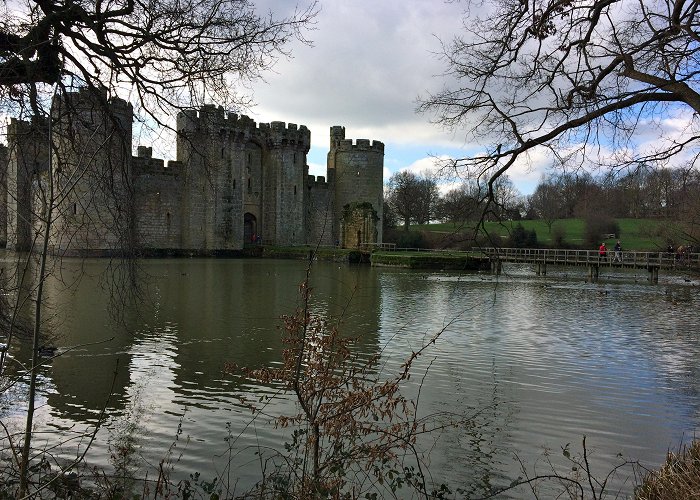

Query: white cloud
(249, 1), (468, 152)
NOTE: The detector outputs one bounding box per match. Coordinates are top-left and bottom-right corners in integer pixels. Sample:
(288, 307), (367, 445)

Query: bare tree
(1, 0), (317, 118)
(386, 170), (439, 230)
(0, 1), (317, 495)
(529, 176), (564, 233)
(420, 0), (700, 217)
(436, 182), (479, 223)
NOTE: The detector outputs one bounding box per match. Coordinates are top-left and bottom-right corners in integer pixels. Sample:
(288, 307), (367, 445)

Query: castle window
(166, 212), (171, 224)
(221, 147), (225, 159)
(247, 177), (251, 193)
(233, 179), (236, 189)
(73, 203), (77, 215)
(294, 185), (297, 196)
(294, 152), (297, 163)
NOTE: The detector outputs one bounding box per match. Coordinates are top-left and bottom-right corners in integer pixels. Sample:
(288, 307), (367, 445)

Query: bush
(584, 215), (620, 248)
(385, 229), (427, 249)
(508, 223), (538, 248)
(636, 440), (700, 499)
(551, 224), (567, 248)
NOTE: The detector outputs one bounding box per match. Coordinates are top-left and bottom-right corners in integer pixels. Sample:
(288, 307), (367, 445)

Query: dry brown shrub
(636, 440), (700, 499)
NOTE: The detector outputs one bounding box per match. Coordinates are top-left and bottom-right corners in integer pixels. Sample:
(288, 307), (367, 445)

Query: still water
(2, 258), (700, 497)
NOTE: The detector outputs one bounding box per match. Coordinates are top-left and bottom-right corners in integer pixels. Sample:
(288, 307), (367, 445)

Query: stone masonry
(0, 88), (384, 255)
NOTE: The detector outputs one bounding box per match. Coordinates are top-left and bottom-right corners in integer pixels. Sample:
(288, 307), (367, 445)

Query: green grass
(413, 218), (673, 251)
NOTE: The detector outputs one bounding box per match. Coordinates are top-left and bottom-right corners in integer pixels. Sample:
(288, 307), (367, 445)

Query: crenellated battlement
(178, 105), (257, 129)
(177, 106), (310, 150)
(307, 174), (329, 188)
(7, 116), (50, 136)
(334, 138), (384, 154)
(133, 146), (183, 178)
(54, 86), (133, 118)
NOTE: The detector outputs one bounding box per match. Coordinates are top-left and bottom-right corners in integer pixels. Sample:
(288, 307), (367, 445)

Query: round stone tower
(50, 86), (133, 255)
(327, 126), (384, 248)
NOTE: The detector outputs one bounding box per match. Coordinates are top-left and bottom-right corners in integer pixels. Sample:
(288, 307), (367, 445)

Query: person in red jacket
(599, 242), (607, 259)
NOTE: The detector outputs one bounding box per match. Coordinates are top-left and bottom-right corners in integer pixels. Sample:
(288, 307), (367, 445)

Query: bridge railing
(475, 247), (700, 269)
(359, 242), (397, 252)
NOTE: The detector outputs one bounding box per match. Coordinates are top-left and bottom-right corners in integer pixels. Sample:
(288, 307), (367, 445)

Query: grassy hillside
(412, 218), (675, 251)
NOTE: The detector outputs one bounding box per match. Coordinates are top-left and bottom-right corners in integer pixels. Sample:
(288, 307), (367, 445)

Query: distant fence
(476, 247), (700, 270)
(357, 244), (700, 270)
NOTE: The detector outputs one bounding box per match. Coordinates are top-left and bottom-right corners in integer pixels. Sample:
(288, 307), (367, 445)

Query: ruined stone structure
(0, 88), (384, 255)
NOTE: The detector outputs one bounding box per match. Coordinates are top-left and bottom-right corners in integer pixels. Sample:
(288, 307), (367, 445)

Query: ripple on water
(6, 260), (699, 496)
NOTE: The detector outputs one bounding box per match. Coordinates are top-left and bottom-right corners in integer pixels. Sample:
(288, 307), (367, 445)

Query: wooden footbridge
(480, 247), (700, 283)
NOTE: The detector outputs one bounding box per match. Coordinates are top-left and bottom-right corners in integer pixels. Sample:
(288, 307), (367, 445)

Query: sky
(246, 0), (545, 195)
(4, 0), (691, 198)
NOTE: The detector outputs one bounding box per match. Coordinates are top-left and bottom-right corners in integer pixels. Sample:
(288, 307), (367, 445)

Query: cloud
(250, 1), (467, 150)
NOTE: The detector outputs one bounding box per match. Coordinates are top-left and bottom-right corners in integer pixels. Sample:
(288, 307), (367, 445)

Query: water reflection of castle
(44, 260), (383, 431)
(0, 87), (384, 255)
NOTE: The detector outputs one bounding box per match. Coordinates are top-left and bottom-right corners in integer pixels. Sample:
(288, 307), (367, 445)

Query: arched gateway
(244, 213), (257, 243)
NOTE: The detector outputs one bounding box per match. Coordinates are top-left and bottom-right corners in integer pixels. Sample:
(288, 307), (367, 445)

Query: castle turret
(6, 117), (50, 251)
(327, 127), (384, 248)
(49, 86), (133, 255)
(260, 121), (310, 246)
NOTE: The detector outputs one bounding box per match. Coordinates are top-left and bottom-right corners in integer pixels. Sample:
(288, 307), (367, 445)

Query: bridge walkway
(479, 247), (699, 283)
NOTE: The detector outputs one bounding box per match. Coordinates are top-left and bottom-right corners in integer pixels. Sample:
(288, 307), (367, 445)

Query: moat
(1, 257), (699, 497)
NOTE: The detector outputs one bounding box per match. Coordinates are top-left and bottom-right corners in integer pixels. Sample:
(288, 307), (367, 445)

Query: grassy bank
(413, 218), (675, 251)
(252, 245), (363, 262)
(370, 250), (490, 270)
(249, 246), (491, 270)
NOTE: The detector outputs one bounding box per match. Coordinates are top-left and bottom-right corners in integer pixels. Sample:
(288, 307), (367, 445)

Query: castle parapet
(8, 116), (50, 136)
(53, 86), (132, 119)
(307, 174), (329, 188)
(137, 146), (152, 158)
(177, 106), (310, 150)
(265, 121), (310, 150)
(133, 151), (183, 177)
(335, 138), (385, 154)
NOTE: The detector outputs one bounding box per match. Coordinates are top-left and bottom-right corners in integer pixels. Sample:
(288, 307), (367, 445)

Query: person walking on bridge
(613, 240), (622, 262)
(599, 242), (607, 261)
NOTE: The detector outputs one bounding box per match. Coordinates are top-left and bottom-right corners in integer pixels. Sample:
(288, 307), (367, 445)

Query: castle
(0, 88), (384, 256)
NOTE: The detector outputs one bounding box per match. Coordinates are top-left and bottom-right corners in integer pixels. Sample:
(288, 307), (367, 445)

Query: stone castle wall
(0, 145), (7, 247)
(2, 90), (383, 254)
(306, 175), (334, 246)
(133, 147), (184, 249)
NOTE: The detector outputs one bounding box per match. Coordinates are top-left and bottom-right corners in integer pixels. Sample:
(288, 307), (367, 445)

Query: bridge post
(649, 266), (659, 284)
(536, 262), (547, 276)
(588, 265), (599, 282)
